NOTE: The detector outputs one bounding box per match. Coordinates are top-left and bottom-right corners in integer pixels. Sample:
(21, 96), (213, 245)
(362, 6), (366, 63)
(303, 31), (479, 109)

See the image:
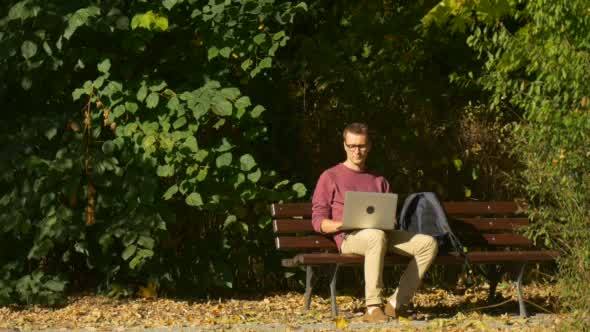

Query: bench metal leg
(330, 264), (340, 317)
(486, 265), (503, 303)
(304, 266), (313, 310)
(515, 264), (527, 318)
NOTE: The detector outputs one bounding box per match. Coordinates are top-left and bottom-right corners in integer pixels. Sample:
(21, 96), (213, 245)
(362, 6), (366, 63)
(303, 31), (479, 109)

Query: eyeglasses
(344, 143), (368, 151)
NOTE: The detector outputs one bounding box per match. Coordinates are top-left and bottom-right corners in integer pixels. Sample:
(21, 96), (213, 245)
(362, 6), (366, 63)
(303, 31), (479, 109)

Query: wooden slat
(286, 253), (410, 266)
(451, 218), (528, 231)
(276, 236), (337, 251)
(481, 234), (532, 246)
(443, 201), (520, 216)
(466, 250), (559, 263)
(273, 219), (314, 233)
(276, 233), (532, 251)
(273, 218), (530, 234)
(455, 233), (532, 247)
(283, 253), (462, 266)
(282, 250), (559, 267)
(271, 203), (312, 218)
(271, 201), (523, 219)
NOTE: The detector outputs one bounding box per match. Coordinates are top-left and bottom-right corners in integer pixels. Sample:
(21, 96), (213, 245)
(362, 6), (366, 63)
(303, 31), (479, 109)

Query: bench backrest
(271, 201), (531, 252)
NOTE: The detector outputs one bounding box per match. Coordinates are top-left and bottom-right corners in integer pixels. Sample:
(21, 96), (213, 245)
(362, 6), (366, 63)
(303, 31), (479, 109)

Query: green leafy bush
(426, 0), (590, 321)
(0, 0), (306, 304)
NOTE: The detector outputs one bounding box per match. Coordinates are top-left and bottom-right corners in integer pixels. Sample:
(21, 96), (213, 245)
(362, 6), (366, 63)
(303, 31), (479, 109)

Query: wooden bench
(271, 201), (559, 317)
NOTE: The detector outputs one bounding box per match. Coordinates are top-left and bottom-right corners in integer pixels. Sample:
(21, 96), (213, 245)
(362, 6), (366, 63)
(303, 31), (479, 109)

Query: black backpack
(398, 192), (464, 254)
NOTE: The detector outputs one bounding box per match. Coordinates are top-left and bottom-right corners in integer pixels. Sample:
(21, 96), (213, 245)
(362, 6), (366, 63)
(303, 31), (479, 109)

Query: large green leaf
(212, 99), (232, 116)
(220, 47), (231, 58)
(247, 168), (261, 183)
(64, 6), (101, 40)
(122, 245), (137, 260)
(126, 102), (139, 113)
(223, 215), (237, 228)
(149, 81), (167, 92)
(157, 164), (174, 177)
(220, 87), (240, 100)
(21, 40), (37, 59)
(146, 92), (159, 108)
(137, 236), (155, 249)
(154, 16), (169, 31)
(97, 59), (111, 73)
(196, 168), (208, 181)
(253, 33), (266, 45)
(163, 0), (178, 10)
(173, 116), (187, 129)
(167, 96), (180, 111)
(235, 96), (251, 109)
(216, 152), (232, 167)
(292, 183), (307, 198)
(184, 136), (198, 152)
(259, 57), (272, 69)
(137, 85), (148, 102)
(194, 149), (209, 162)
(216, 138), (234, 152)
(208, 47), (219, 60)
(7, 1), (41, 21)
(241, 59), (253, 71)
(185, 192), (203, 206)
(162, 184), (178, 200)
(131, 11), (168, 31)
(250, 105), (265, 118)
(239, 154), (256, 171)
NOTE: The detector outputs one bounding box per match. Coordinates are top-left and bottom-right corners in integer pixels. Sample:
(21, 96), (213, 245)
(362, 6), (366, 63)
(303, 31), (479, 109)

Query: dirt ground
(0, 282), (566, 331)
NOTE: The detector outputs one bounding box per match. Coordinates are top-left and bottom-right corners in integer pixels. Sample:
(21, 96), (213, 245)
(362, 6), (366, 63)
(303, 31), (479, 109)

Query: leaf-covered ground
(0, 282), (565, 331)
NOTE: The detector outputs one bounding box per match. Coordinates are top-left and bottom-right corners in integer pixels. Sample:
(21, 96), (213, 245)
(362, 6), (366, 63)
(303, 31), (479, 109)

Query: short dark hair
(342, 122), (369, 141)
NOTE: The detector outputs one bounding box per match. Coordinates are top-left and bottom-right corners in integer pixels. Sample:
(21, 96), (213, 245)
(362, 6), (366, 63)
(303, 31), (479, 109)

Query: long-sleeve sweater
(311, 163), (390, 251)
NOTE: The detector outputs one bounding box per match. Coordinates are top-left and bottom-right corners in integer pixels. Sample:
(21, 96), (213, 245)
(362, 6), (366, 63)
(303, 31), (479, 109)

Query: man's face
(343, 132), (371, 167)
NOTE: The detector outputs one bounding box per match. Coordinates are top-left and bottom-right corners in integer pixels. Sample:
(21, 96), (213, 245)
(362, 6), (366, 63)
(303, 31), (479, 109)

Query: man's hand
(320, 219), (343, 233)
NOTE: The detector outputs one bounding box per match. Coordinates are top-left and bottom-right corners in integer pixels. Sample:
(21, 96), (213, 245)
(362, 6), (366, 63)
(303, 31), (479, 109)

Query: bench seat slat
(272, 218), (529, 234)
(451, 218), (529, 231)
(276, 236), (337, 251)
(273, 219), (315, 233)
(271, 203), (311, 218)
(443, 201), (521, 215)
(276, 234), (532, 251)
(465, 234), (532, 247)
(271, 201), (523, 219)
(282, 250), (559, 267)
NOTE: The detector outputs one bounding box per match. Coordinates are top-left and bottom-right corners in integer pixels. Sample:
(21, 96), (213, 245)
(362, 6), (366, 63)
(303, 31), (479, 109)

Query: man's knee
(418, 234), (438, 257)
(364, 229), (387, 248)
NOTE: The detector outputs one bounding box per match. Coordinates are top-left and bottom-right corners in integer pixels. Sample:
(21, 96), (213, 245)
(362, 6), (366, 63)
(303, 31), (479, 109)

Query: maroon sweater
(311, 163), (390, 250)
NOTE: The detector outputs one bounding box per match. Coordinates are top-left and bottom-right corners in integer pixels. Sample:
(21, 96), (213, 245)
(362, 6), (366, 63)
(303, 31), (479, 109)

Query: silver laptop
(341, 192), (398, 230)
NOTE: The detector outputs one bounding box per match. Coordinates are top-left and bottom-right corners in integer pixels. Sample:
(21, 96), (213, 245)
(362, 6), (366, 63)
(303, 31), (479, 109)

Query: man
(311, 123), (438, 322)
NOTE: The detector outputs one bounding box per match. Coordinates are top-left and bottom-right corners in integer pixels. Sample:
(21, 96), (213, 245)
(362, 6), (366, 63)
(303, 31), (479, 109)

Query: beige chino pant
(340, 229), (438, 307)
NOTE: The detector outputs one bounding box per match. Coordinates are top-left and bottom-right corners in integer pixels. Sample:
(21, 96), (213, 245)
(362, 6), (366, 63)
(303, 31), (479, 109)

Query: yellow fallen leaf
(335, 316), (348, 330)
(475, 320), (487, 329)
(138, 281), (157, 299)
(398, 316), (411, 325)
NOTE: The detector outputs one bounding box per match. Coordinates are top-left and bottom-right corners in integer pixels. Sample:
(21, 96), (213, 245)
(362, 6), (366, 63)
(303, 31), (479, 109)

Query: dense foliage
(0, 0), (306, 304)
(425, 0), (590, 323)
